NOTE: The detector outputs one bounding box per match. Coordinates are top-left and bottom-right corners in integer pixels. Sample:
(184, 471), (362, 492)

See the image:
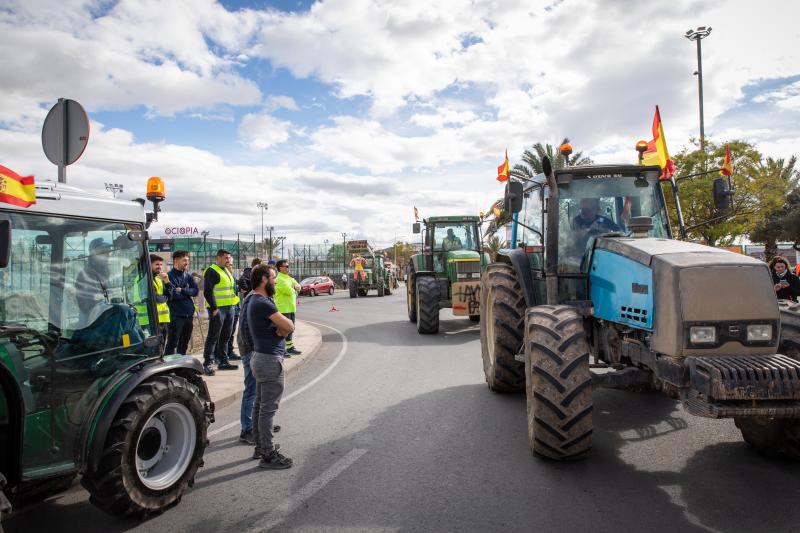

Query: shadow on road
(229, 385), (800, 532)
(342, 317), (480, 348)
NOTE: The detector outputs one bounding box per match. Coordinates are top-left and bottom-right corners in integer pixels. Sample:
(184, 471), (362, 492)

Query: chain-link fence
(287, 244), (349, 283)
(149, 235), (259, 273)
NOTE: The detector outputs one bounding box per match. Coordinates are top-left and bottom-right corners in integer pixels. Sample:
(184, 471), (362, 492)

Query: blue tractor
(480, 157), (800, 460)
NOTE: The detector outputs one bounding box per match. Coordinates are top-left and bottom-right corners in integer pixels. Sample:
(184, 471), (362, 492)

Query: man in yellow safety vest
(202, 249), (240, 375)
(150, 254), (173, 355)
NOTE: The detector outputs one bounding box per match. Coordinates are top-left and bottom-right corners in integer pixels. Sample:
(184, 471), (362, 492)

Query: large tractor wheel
(416, 276), (440, 334)
(525, 305), (593, 460)
(735, 417), (800, 459)
(778, 300), (800, 359)
(406, 272), (417, 323)
(377, 278), (385, 297)
(479, 263), (525, 392)
(349, 283), (357, 298)
(83, 374), (207, 516)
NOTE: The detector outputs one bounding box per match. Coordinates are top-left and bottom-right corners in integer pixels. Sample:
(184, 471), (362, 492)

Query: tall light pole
(266, 226), (275, 259)
(277, 236), (286, 259)
(105, 182), (123, 198)
(685, 26), (712, 153)
(257, 202), (268, 255)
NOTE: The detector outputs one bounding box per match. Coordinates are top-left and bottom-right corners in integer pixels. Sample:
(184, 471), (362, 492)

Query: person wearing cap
(274, 259), (302, 356)
(76, 237), (112, 321)
(202, 249), (240, 375)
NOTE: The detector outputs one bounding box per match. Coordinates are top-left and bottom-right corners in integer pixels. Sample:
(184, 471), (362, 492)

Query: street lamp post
(341, 232), (347, 273)
(257, 202), (268, 255)
(201, 230), (210, 263)
(266, 226), (275, 259)
(685, 26), (712, 153)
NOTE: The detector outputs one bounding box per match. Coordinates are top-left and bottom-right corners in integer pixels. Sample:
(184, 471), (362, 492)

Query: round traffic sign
(41, 99), (90, 166)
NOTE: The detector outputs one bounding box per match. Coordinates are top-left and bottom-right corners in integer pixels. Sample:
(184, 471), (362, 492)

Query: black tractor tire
(406, 272), (417, 323)
(525, 305), (593, 460)
(416, 276), (440, 334)
(469, 315), (480, 322)
(735, 417), (800, 459)
(349, 283), (357, 298)
(479, 263), (525, 392)
(377, 279), (385, 297)
(82, 374), (208, 516)
(778, 300), (800, 359)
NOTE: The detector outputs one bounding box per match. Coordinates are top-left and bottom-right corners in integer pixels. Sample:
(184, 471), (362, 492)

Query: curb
(204, 320), (324, 411)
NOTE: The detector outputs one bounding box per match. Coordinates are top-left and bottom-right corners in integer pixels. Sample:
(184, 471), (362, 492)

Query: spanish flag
(497, 150), (509, 182)
(720, 144), (733, 177)
(641, 106), (676, 179)
(0, 165), (36, 208)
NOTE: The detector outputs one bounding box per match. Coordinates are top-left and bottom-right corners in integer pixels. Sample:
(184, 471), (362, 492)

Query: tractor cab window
(557, 174), (669, 274)
(0, 211), (155, 473)
(519, 187), (545, 270)
(432, 223), (479, 252)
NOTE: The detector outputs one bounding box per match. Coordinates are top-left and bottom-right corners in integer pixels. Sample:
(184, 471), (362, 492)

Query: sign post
(41, 98), (90, 183)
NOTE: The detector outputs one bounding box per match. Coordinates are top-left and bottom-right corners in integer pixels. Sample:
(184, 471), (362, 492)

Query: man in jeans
(202, 249), (239, 375)
(166, 250), (198, 355)
(248, 264), (294, 469)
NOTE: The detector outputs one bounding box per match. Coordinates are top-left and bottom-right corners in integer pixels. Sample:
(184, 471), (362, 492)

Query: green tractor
(0, 178), (213, 526)
(346, 240), (390, 298)
(481, 157), (800, 460)
(406, 216), (489, 334)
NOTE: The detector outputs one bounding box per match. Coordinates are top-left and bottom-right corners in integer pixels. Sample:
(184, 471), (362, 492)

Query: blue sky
(1, 0), (799, 247)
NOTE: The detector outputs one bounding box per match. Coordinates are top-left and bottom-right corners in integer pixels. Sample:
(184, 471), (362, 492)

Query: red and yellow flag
(720, 144), (733, 176)
(0, 165), (36, 207)
(641, 106), (676, 179)
(413, 206), (419, 221)
(497, 150), (509, 182)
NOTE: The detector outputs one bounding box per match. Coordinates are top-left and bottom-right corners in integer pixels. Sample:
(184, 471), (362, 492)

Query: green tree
(750, 157), (800, 260)
(262, 236), (283, 259)
(482, 234), (508, 261)
(666, 139), (779, 246)
(391, 242), (417, 267)
(510, 137), (593, 180)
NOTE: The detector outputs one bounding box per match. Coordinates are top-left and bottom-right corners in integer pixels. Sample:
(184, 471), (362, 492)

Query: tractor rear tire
(479, 263), (525, 392)
(349, 284), (357, 298)
(779, 300), (800, 359)
(735, 417), (800, 459)
(378, 279), (385, 297)
(525, 305), (593, 460)
(416, 276), (440, 334)
(82, 374), (208, 516)
(407, 273), (417, 323)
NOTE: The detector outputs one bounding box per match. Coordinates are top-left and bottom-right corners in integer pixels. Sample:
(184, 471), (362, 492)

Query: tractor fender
(0, 365), (24, 487)
(82, 355), (212, 474)
(495, 247), (537, 308)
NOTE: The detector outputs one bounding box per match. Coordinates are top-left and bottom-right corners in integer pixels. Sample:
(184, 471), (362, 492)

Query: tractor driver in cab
(442, 228), (464, 251)
(572, 197), (619, 235)
(75, 237), (112, 324)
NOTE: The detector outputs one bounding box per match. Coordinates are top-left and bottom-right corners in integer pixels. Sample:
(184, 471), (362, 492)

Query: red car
(299, 276), (335, 296)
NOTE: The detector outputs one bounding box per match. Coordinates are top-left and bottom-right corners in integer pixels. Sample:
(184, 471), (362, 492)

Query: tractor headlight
(746, 324), (772, 342)
(689, 326), (716, 344)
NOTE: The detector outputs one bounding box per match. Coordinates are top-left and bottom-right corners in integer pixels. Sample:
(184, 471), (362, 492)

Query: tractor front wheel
(377, 279), (385, 297)
(82, 374), (207, 516)
(479, 263), (525, 392)
(416, 276), (440, 334)
(525, 305), (593, 460)
(349, 283), (357, 298)
(735, 417), (800, 459)
(406, 273), (417, 323)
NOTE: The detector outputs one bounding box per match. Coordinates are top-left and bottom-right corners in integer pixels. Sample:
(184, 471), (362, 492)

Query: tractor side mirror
(505, 181), (524, 214)
(0, 220), (9, 268)
(713, 178), (733, 213)
(412, 222), (421, 234)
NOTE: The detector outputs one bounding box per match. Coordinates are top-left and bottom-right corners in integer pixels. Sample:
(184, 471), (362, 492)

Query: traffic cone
(329, 303), (338, 312)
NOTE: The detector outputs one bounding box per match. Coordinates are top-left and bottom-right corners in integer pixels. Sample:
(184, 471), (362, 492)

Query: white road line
(244, 448), (367, 533)
(208, 320), (348, 438)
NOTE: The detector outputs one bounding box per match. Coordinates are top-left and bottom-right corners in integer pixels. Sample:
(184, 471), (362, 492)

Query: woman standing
(769, 256), (800, 301)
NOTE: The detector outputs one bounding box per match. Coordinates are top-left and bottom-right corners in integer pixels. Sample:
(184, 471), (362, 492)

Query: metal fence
(287, 244), (348, 283)
(150, 235), (259, 272)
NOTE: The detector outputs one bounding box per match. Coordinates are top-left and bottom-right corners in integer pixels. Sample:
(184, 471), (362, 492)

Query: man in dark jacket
(166, 250), (199, 355)
(239, 258), (262, 299)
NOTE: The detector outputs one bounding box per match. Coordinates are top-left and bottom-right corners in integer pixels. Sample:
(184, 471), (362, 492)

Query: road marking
(208, 320), (348, 438)
(244, 448), (367, 532)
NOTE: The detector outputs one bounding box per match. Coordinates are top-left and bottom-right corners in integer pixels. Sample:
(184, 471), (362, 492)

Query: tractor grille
(689, 355), (800, 401)
(456, 261), (481, 274)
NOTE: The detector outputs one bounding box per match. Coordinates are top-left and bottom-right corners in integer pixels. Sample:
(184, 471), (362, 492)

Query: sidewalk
(190, 320), (323, 410)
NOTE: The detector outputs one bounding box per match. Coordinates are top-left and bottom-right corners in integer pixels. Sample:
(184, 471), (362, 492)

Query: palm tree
(482, 234), (508, 261)
(510, 137), (593, 180)
(749, 155), (799, 260)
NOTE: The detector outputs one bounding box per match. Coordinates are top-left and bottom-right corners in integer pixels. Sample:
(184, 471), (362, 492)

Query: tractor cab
(416, 216), (482, 276)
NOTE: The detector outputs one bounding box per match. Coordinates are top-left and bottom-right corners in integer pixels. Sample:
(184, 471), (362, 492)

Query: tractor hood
(446, 250), (481, 260)
(596, 237), (779, 357)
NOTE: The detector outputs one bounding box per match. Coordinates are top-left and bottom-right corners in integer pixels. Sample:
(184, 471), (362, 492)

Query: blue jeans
(240, 351), (256, 433)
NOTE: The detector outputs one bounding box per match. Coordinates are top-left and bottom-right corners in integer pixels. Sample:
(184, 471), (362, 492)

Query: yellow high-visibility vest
(153, 276), (171, 323)
(204, 264), (239, 308)
(133, 276), (150, 328)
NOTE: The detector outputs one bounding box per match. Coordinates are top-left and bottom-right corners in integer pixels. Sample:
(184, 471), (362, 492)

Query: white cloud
(238, 113), (293, 149)
(264, 95), (300, 112)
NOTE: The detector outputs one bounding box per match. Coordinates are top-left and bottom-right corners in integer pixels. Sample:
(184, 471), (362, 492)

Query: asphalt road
(6, 287), (800, 532)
